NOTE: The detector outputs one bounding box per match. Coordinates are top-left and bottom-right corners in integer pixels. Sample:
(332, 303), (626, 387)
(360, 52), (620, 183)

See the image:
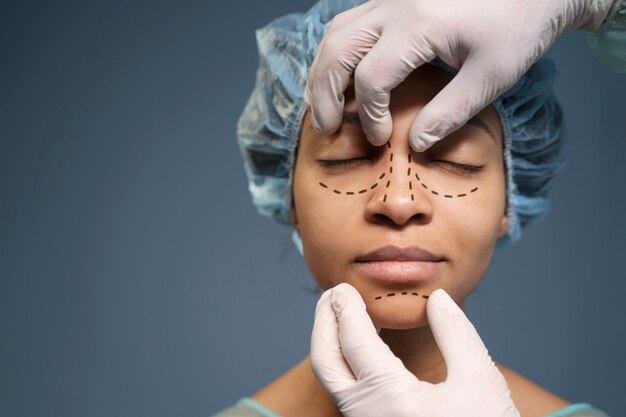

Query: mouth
(354, 245), (444, 263)
(353, 245), (445, 285)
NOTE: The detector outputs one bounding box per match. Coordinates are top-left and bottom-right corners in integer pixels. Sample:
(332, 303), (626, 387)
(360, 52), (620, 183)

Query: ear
(497, 212), (509, 238)
(290, 204), (299, 229)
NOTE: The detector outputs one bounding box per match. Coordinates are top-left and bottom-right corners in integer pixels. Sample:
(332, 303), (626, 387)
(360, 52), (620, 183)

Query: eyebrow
(342, 111), (496, 141)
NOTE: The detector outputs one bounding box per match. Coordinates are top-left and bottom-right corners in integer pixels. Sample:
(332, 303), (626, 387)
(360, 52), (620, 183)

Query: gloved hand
(310, 283), (520, 417)
(304, 0), (621, 151)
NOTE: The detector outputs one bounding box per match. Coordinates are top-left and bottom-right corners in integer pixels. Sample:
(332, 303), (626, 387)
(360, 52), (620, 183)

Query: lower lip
(353, 261), (442, 285)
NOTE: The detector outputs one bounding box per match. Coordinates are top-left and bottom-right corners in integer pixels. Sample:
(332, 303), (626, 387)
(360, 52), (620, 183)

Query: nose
(365, 148), (434, 227)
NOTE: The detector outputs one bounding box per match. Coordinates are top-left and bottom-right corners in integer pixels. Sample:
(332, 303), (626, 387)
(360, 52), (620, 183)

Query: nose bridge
(365, 140), (433, 225)
(378, 141), (416, 203)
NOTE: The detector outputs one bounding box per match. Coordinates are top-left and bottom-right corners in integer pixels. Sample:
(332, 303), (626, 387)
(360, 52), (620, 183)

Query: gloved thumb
(426, 288), (496, 383)
(409, 57), (510, 151)
(330, 283), (409, 381)
(311, 288), (358, 390)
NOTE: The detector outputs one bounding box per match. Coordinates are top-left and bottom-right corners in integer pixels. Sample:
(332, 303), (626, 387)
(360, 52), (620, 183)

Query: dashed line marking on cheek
(409, 168), (478, 199)
(316, 141), (479, 200)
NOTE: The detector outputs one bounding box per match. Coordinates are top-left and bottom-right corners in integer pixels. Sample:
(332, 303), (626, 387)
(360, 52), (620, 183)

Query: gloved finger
(327, 0), (377, 30)
(330, 283), (410, 381)
(305, 10), (382, 135)
(426, 288), (496, 382)
(305, 0), (377, 111)
(310, 287), (357, 392)
(408, 55), (515, 151)
(354, 30), (437, 145)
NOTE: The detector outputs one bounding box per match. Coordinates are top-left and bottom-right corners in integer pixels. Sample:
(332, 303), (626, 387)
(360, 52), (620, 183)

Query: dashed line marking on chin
(374, 292), (430, 301)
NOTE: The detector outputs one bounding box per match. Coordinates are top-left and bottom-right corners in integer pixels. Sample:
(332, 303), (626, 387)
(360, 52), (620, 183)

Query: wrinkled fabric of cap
(237, 0), (565, 253)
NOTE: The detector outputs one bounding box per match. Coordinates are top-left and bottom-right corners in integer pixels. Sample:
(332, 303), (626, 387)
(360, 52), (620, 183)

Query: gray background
(1, 1), (624, 416)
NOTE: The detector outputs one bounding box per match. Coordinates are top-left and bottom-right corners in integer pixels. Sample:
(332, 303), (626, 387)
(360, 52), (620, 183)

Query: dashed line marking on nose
(316, 141), (478, 200)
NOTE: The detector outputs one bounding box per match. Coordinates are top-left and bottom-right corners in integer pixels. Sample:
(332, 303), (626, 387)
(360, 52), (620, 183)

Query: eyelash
(433, 160), (483, 173)
(317, 158), (372, 168)
(318, 158), (482, 173)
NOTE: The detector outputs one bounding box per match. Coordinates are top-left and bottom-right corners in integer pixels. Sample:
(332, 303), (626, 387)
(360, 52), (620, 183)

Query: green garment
(211, 397), (611, 417)
(587, 1), (626, 73)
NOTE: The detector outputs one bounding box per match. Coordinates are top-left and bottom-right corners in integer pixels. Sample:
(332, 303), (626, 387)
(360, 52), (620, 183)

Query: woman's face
(292, 66), (508, 329)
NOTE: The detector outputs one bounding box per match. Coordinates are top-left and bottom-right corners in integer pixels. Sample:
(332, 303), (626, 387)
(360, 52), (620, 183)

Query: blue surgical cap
(237, 0), (565, 247)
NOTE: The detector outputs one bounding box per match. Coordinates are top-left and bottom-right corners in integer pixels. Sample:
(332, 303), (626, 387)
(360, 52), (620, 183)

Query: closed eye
(317, 157), (373, 168)
(432, 160), (483, 173)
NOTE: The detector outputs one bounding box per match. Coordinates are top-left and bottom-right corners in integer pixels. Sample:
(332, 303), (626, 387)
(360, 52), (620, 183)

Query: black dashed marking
(317, 138), (479, 200)
(373, 291), (431, 301)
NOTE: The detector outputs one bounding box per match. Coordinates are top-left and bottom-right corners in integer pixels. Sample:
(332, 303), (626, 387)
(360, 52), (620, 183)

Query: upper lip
(354, 245), (444, 263)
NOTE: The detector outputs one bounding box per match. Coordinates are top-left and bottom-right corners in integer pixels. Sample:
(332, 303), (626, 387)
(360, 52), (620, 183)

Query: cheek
(294, 166), (362, 289)
(438, 174), (506, 292)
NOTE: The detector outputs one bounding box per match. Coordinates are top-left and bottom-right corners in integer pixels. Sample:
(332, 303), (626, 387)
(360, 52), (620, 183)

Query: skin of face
(292, 65), (508, 330)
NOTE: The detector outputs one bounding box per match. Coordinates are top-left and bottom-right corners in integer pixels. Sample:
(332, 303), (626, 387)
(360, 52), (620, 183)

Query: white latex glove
(310, 283), (520, 417)
(304, 0), (621, 151)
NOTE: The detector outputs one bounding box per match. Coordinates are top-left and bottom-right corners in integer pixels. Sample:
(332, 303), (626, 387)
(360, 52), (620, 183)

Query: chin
(365, 297), (429, 330)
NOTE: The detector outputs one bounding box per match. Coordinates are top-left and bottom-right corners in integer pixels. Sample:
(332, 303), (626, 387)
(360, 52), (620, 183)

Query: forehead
(344, 65), (454, 111)
(306, 65), (502, 145)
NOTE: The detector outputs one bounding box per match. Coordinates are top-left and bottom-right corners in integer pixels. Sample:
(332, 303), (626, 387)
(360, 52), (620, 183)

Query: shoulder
(497, 362), (572, 417)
